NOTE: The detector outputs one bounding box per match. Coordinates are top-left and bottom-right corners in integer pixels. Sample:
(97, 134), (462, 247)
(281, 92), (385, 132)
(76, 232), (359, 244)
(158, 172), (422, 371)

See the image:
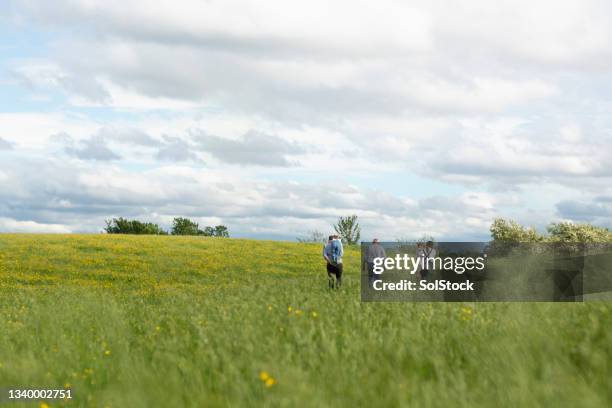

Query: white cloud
(0, 138), (14, 150)
(6, 0), (567, 118)
(404, 77), (558, 113)
(0, 113), (98, 148)
(193, 129), (307, 166)
(0, 155), (506, 238)
(0, 217), (72, 233)
(3, 0), (612, 236)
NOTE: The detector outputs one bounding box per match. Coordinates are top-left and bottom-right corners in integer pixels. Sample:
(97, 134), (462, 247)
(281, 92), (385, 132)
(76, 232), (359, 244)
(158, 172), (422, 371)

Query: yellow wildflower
(460, 306), (474, 321)
(265, 377), (276, 388)
(259, 371), (270, 381)
(104, 350), (111, 356)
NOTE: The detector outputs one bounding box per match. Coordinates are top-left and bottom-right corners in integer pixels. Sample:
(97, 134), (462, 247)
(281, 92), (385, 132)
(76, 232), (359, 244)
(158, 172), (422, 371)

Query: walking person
(419, 241), (436, 281)
(323, 235), (344, 289)
(366, 238), (385, 286)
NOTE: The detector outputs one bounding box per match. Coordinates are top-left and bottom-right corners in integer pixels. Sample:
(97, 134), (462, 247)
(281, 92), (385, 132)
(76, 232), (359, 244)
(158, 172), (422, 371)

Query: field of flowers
(0, 234), (610, 407)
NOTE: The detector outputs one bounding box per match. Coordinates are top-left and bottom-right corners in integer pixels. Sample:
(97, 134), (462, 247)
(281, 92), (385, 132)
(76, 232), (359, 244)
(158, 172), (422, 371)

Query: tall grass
(0, 235), (610, 407)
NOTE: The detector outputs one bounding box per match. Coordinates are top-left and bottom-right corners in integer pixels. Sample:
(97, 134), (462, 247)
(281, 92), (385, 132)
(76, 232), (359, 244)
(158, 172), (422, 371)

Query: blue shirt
(323, 239), (344, 264)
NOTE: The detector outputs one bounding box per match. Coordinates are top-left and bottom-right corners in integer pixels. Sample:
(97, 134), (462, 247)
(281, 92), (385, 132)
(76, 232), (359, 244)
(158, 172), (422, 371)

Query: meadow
(0, 234), (610, 407)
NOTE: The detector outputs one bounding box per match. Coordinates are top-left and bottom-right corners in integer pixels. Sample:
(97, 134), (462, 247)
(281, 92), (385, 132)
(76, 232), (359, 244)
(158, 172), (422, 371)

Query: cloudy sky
(1, 0), (612, 240)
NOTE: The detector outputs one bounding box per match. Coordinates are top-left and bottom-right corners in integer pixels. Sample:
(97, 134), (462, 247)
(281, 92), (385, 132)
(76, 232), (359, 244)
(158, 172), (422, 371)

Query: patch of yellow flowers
(460, 306), (474, 321)
(259, 371), (277, 388)
(286, 306), (318, 318)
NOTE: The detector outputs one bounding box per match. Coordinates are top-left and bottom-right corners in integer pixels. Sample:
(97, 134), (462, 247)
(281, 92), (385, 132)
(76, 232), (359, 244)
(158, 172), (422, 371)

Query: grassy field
(0, 234), (610, 407)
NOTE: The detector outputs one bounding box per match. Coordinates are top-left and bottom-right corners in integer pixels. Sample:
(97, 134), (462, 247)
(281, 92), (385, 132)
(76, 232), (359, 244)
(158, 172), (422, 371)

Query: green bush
(547, 222), (612, 243)
(171, 217), (201, 236)
(490, 218), (612, 244)
(490, 218), (543, 243)
(171, 217), (229, 237)
(104, 218), (167, 235)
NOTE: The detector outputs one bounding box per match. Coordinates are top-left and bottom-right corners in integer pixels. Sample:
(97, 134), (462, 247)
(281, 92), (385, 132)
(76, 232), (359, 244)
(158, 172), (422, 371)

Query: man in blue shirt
(323, 235), (344, 289)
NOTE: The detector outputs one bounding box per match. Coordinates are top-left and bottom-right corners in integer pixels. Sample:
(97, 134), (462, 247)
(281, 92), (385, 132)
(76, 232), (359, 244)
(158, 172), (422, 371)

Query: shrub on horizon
(104, 218), (167, 235)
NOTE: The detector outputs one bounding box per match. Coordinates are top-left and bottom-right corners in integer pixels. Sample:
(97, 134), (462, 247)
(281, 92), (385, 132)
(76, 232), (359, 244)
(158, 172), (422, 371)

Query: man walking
(366, 238), (385, 286)
(323, 235), (344, 289)
(420, 241), (436, 281)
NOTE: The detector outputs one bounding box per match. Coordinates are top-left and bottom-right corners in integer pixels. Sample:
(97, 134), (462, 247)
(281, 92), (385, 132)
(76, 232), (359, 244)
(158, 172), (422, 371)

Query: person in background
(366, 238), (386, 286)
(323, 235), (344, 289)
(420, 241), (436, 281)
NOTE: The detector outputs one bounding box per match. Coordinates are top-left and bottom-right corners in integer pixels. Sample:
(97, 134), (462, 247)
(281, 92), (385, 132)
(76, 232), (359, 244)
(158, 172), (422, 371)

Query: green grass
(0, 234), (610, 407)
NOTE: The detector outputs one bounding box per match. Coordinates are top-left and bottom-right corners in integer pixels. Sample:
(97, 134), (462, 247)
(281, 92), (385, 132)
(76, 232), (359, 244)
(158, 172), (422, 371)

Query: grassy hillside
(0, 234), (610, 407)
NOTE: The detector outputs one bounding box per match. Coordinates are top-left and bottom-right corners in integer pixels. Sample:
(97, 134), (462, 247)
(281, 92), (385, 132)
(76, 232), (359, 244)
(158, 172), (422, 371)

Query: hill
(0, 234), (610, 407)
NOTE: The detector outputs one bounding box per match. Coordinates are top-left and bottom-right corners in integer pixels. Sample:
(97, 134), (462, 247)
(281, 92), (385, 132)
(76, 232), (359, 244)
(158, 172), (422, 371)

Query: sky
(1, 0), (612, 241)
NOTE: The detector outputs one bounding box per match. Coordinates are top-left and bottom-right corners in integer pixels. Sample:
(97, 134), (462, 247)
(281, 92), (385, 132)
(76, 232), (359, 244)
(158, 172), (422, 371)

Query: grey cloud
(594, 196), (612, 203)
(65, 135), (121, 161)
(51, 128), (161, 148)
(556, 199), (612, 222)
(0, 137), (14, 150)
(9, 61), (111, 104)
(49, 131), (73, 145)
(97, 127), (162, 147)
(156, 135), (201, 162)
(0, 156), (497, 239)
(194, 130), (306, 166)
(3, 2), (547, 125)
(6, 2), (572, 119)
(58, 74), (111, 103)
(50, 128), (208, 163)
(6, 0), (612, 237)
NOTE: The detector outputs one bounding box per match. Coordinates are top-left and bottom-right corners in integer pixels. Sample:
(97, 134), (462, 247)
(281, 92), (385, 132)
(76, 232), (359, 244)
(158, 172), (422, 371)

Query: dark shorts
(327, 262), (343, 279)
(367, 262), (374, 278)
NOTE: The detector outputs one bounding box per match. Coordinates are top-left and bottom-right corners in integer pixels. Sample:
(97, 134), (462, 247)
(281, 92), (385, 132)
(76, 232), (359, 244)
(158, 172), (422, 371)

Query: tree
(171, 217), (200, 236)
(213, 225), (229, 238)
(104, 217), (230, 237)
(489, 218), (612, 256)
(490, 218), (612, 244)
(170, 218), (229, 237)
(297, 230), (327, 243)
(488, 218), (543, 255)
(334, 215), (361, 245)
(547, 222), (612, 244)
(104, 218), (167, 235)
(202, 226), (215, 237)
(489, 218), (543, 243)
